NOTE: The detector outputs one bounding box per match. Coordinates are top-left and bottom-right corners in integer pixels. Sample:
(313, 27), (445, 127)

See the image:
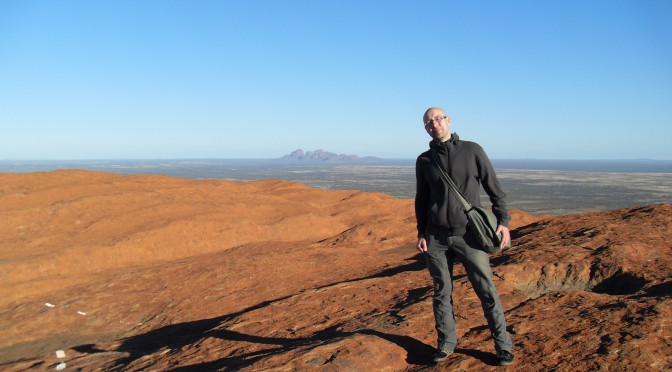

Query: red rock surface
(0, 170), (670, 371)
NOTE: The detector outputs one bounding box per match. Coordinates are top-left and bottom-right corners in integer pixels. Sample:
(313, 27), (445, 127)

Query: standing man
(415, 107), (514, 366)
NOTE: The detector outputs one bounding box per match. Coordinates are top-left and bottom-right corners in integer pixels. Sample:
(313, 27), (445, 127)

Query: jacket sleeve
(415, 156), (430, 238)
(475, 145), (511, 228)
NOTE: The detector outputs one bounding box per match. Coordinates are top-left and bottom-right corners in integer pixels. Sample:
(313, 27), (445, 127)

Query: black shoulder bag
(430, 149), (509, 254)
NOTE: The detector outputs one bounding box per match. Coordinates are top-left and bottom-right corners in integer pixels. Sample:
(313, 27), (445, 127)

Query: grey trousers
(424, 228), (512, 353)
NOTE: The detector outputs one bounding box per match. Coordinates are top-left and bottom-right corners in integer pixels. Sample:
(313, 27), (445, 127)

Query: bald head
(423, 107), (447, 123)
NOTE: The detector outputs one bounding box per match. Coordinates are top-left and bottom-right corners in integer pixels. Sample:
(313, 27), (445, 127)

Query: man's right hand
(416, 237), (428, 253)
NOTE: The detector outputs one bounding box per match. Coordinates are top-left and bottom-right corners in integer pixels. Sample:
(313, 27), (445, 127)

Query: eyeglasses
(424, 116), (447, 127)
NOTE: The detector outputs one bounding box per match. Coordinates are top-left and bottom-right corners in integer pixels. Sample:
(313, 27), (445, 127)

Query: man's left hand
(496, 225), (511, 249)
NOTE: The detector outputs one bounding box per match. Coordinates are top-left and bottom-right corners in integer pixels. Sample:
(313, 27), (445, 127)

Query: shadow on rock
(360, 329), (436, 366)
(454, 347), (499, 366)
(73, 256), (432, 370)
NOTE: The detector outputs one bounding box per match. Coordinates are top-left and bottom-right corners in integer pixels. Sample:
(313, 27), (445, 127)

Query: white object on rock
(45, 303), (56, 308)
(77, 311), (86, 316)
(55, 350), (66, 358)
(55, 362), (66, 370)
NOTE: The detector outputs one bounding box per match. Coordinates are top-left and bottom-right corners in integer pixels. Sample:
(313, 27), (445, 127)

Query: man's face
(424, 109), (451, 141)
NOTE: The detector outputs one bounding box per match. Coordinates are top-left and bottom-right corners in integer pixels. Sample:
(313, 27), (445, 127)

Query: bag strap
(429, 148), (473, 212)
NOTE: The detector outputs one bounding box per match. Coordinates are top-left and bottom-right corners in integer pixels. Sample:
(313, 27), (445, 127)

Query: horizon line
(2, 157), (672, 162)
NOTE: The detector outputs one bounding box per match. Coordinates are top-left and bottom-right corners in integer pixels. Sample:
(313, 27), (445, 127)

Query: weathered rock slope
(0, 170), (670, 371)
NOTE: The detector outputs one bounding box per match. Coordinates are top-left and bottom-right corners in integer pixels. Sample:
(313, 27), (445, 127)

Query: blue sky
(1, 0), (671, 160)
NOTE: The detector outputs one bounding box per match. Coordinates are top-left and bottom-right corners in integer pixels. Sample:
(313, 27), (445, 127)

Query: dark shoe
(497, 350), (514, 366)
(431, 349), (452, 363)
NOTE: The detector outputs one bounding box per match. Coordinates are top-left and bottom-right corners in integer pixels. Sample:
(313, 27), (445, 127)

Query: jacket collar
(429, 132), (459, 149)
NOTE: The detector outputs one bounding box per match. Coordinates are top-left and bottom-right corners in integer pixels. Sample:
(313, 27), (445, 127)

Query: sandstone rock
(0, 171), (669, 371)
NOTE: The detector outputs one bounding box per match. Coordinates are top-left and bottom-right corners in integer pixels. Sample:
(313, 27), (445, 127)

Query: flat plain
(1, 159), (671, 215)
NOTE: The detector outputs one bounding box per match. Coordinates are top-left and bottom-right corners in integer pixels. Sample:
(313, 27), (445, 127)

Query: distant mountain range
(279, 149), (380, 162)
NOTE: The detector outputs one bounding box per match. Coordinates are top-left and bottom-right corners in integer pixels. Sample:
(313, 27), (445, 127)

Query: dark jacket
(415, 133), (510, 238)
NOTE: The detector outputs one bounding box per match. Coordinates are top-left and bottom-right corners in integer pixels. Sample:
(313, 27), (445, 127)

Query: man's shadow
(359, 329), (436, 365)
(73, 252), (494, 369)
(454, 347), (500, 366)
(74, 319), (442, 370)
